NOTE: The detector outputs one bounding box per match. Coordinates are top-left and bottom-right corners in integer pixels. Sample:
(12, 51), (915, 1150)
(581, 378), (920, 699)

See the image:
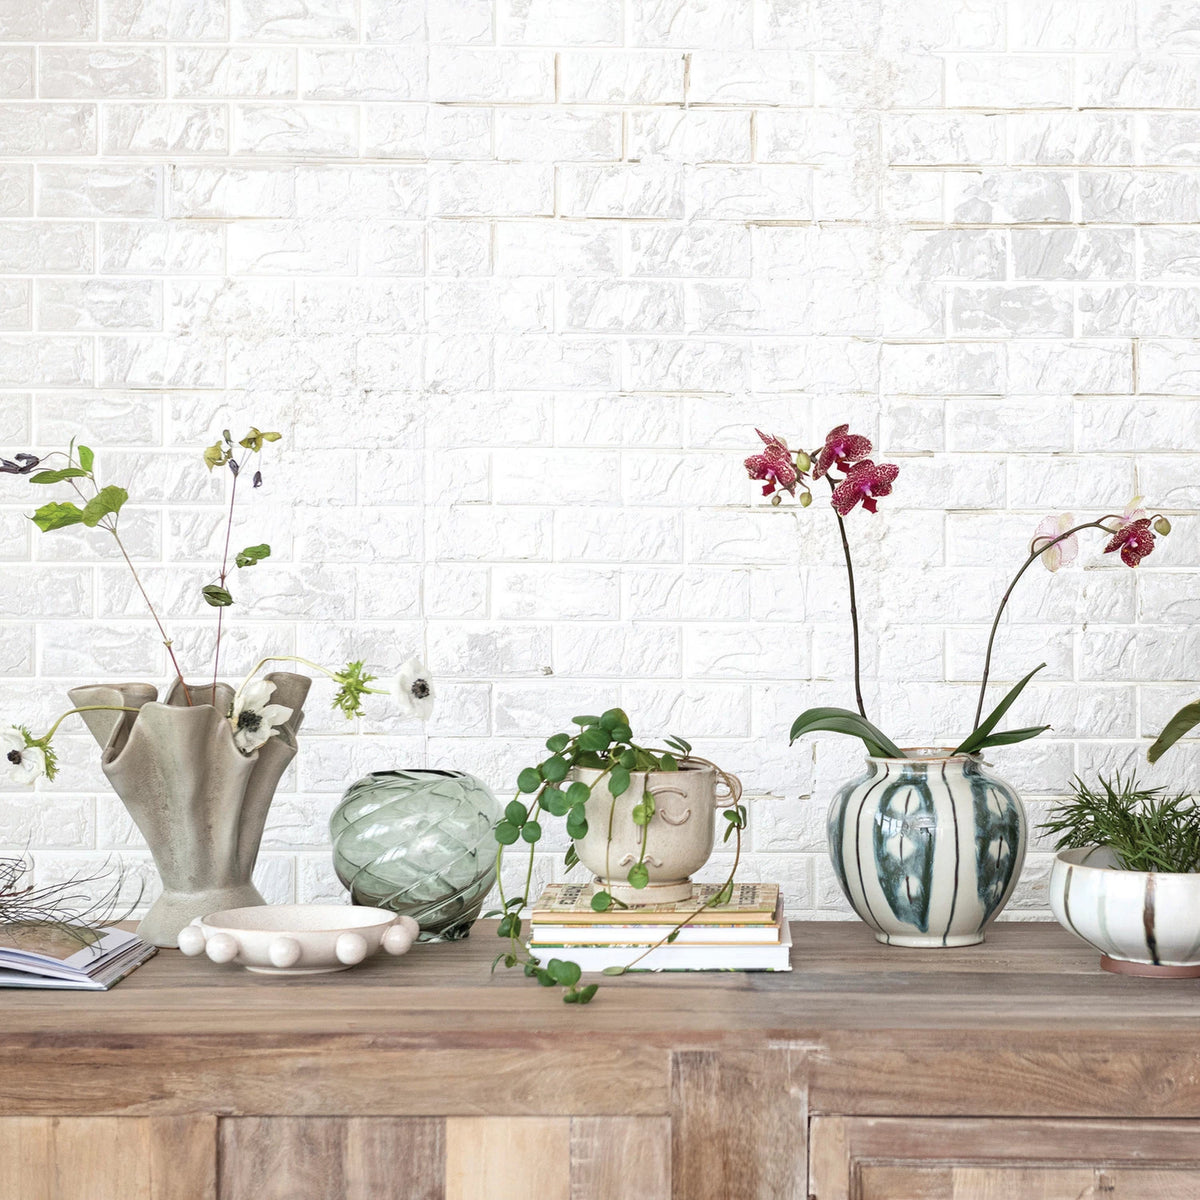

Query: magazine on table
(0, 923), (156, 990)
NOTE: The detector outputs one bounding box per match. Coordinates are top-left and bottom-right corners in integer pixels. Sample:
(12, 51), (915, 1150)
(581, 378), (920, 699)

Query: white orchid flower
(228, 680), (293, 754)
(1032, 513), (1079, 573)
(1, 726), (47, 786)
(393, 657), (435, 721)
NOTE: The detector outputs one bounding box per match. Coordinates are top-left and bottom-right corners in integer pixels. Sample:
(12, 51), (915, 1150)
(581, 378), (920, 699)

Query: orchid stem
(971, 518), (1117, 731)
(826, 476), (868, 721)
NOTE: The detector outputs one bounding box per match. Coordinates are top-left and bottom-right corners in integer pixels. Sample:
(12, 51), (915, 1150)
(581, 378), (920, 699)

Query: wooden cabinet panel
(811, 1117), (1200, 1200)
(219, 1117), (443, 1200)
(570, 1117), (670, 1200)
(670, 1047), (808, 1200)
(445, 1117), (569, 1200)
(0, 1117), (214, 1200)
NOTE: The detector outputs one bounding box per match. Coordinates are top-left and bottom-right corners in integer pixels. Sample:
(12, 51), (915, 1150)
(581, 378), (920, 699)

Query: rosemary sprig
(1041, 773), (1200, 874)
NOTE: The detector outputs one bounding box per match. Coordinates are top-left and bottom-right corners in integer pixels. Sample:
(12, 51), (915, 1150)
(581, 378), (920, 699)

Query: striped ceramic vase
(827, 750), (1027, 947)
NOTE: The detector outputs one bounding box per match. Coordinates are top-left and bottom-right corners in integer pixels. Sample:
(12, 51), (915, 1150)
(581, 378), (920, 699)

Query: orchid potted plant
(745, 425), (1172, 948)
(1, 430), (433, 945)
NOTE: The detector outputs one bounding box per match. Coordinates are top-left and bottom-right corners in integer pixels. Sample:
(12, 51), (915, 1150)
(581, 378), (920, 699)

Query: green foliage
(80, 485), (127, 527)
(954, 663), (1048, 755)
(77, 445), (94, 472)
(31, 501), (84, 532)
(1147, 700), (1200, 764)
(238, 427), (282, 452)
(201, 584), (233, 607)
(30, 468), (89, 485)
(789, 707), (907, 758)
(1041, 774), (1200, 873)
(235, 543), (271, 568)
(491, 711), (743, 1005)
(330, 659), (379, 719)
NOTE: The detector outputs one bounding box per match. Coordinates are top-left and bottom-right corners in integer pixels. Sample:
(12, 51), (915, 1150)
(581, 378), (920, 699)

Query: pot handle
(686, 756), (743, 808)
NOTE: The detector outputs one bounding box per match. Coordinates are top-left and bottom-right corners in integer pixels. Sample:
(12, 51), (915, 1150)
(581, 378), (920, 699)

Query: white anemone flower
(228, 680), (293, 754)
(393, 657), (435, 721)
(1, 727), (46, 786)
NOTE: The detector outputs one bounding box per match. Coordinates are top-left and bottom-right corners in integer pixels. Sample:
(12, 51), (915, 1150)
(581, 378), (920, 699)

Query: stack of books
(0, 924), (156, 990)
(528, 882), (791, 973)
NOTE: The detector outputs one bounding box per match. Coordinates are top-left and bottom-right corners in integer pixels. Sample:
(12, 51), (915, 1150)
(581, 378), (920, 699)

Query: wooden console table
(3, 922), (1200, 1199)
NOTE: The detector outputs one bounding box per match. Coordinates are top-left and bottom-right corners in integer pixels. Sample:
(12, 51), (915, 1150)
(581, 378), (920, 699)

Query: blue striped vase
(827, 750), (1027, 947)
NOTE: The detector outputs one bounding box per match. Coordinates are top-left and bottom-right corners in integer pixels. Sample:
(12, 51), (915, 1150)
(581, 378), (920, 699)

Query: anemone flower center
(237, 710), (263, 732)
(6, 749), (21, 765)
(410, 679), (431, 700)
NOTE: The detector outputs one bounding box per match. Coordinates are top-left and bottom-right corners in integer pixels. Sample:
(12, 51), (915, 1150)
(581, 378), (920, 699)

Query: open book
(0, 924), (156, 990)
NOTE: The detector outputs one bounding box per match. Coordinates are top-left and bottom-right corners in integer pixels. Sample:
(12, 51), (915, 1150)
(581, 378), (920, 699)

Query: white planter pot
(827, 749), (1026, 947)
(572, 760), (741, 905)
(1049, 847), (1200, 978)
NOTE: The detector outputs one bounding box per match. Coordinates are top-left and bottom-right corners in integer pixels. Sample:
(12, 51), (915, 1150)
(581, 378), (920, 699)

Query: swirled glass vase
(329, 769), (499, 942)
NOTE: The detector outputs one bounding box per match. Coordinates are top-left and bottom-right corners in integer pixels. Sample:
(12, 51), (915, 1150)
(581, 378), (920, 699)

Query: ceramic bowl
(178, 904), (420, 975)
(1049, 847), (1200, 978)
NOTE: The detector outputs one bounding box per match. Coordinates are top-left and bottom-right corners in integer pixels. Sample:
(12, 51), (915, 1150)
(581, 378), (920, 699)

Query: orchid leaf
(1147, 700), (1200, 764)
(963, 725), (1051, 752)
(954, 663), (1045, 756)
(30, 468), (89, 485)
(789, 707), (906, 759)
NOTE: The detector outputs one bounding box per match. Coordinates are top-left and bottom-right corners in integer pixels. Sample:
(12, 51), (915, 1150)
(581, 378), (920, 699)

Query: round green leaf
(571, 714), (601, 726)
(542, 787), (570, 817)
(541, 754), (569, 782)
(516, 767), (542, 794)
(627, 862), (649, 889)
(505, 799), (528, 825)
(566, 811), (588, 840)
(577, 727), (610, 753)
(546, 733), (570, 753)
(599, 708), (628, 730)
(619, 748), (636, 769)
(609, 765), (630, 797)
(494, 821), (520, 845)
(659, 752), (678, 772)
(590, 891), (612, 912)
(610, 724), (632, 743)
(548, 959), (581, 986)
(521, 820), (542, 844)
(565, 781), (590, 805)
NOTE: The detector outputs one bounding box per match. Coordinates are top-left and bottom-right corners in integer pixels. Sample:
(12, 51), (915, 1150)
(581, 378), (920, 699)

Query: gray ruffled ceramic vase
(69, 672), (310, 947)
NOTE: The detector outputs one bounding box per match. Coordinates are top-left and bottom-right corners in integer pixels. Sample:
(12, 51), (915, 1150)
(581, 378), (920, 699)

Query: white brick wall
(2, 0), (1199, 924)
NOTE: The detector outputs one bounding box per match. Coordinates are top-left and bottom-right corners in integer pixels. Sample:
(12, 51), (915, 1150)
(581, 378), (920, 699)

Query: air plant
(0, 853), (140, 943)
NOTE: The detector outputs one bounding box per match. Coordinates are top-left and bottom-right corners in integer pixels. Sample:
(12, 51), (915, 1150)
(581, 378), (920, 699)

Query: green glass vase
(330, 769), (499, 941)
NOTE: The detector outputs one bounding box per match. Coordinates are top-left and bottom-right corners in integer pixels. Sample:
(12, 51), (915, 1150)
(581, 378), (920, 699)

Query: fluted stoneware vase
(827, 749), (1026, 947)
(69, 673), (310, 947)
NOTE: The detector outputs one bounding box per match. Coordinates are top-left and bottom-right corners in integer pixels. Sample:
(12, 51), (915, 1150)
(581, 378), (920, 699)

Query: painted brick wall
(2, 0), (1198, 923)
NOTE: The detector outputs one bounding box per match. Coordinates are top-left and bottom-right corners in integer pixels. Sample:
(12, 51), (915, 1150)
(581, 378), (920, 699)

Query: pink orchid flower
(744, 430), (799, 497)
(813, 424), (873, 480)
(831, 459), (899, 516)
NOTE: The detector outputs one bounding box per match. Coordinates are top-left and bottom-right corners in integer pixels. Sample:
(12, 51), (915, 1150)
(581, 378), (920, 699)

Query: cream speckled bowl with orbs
(1049, 847), (1200, 978)
(178, 904), (419, 975)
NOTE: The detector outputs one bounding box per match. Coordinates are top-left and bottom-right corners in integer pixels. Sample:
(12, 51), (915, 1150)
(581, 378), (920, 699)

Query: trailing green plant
(1041, 773), (1200, 873)
(488, 709), (747, 1004)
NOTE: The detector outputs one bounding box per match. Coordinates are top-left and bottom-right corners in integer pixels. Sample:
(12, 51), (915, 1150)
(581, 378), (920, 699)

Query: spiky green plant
(1041, 773), (1200, 873)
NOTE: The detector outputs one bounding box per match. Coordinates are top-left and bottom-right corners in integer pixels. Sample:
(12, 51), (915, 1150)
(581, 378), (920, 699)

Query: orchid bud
(794, 450), (811, 473)
(799, 491), (812, 508)
(1154, 516), (1172, 535)
(770, 493), (782, 507)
